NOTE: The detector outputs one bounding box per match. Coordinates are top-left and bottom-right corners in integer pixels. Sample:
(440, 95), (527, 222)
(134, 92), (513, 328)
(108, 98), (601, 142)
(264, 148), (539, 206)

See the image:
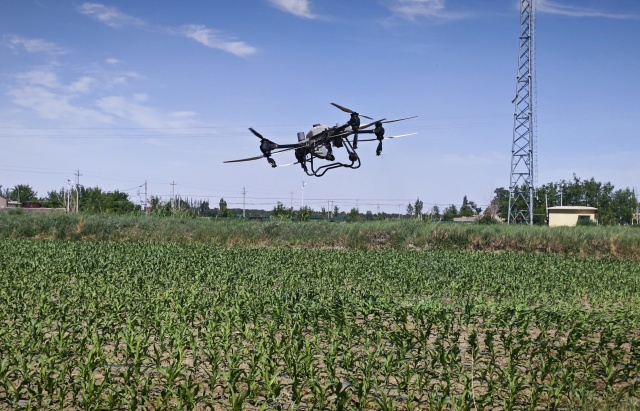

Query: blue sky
(1, 0), (638, 213)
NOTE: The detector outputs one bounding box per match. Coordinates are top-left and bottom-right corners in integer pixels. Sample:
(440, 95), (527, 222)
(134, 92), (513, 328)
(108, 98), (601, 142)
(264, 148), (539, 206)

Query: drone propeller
(223, 155), (265, 164)
(274, 161), (300, 167)
(358, 133), (418, 142)
(359, 116), (418, 130)
(330, 103), (373, 120)
(223, 147), (296, 164)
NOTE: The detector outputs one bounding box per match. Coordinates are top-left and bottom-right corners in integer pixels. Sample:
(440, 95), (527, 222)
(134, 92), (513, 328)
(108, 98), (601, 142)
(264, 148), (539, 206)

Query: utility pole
(74, 170), (82, 214)
(508, 0), (537, 225)
(170, 181), (176, 209)
(242, 187), (246, 218)
(65, 179), (72, 214)
(301, 181), (306, 209)
(144, 180), (148, 215)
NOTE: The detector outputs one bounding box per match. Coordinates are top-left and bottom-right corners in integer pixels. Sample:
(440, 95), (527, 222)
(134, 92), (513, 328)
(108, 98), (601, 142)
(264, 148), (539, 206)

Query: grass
(1, 212), (639, 258)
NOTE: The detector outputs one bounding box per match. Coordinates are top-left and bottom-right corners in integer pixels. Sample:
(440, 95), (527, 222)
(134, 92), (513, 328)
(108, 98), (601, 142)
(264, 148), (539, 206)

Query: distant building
(453, 215), (480, 223)
(0, 196), (20, 208)
(548, 206), (597, 227)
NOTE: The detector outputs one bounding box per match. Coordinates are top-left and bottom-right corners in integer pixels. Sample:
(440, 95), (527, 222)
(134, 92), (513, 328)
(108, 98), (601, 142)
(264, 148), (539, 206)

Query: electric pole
(74, 170), (82, 214)
(301, 181), (306, 209)
(170, 181), (176, 209)
(144, 180), (148, 215)
(242, 187), (246, 218)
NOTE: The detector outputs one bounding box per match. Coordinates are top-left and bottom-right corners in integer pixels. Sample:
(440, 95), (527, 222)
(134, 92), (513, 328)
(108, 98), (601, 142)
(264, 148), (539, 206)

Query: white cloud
(96, 95), (197, 129)
(68, 77), (94, 93)
(537, 0), (639, 19)
(4, 35), (67, 55)
(78, 3), (145, 28)
(16, 70), (60, 88)
(269, 0), (317, 19)
(182, 25), (257, 57)
(385, 0), (469, 21)
(105, 58), (121, 65)
(8, 85), (111, 123)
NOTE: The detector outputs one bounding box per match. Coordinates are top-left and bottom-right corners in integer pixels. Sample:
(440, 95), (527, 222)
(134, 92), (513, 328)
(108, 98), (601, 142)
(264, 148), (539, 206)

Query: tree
(39, 189), (65, 208)
(442, 205), (458, 221)
(297, 206), (312, 221)
(271, 201), (292, 219)
(612, 188), (637, 225)
(218, 197), (233, 217)
(9, 184), (37, 204)
(430, 205), (441, 221)
(414, 198), (424, 219)
(459, 195), (473, 217)
(459, 195), (482, 217)
(406, 203), (414, 217)
(79, 187), (137, 214)
(347, 207), (362, 222)
(197, 200), (211, 217)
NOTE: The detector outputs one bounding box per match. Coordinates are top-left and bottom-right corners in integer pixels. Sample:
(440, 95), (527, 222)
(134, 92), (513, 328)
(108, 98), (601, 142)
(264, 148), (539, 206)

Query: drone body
(224, 103), (417, 177)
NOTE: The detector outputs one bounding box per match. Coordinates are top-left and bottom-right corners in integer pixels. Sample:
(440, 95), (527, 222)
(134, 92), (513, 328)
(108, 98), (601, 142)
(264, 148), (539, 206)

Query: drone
(224, 103), (417, 177)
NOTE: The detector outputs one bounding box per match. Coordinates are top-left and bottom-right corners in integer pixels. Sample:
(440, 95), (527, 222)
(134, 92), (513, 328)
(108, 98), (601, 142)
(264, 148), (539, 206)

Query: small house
(548, 206), (597, 227)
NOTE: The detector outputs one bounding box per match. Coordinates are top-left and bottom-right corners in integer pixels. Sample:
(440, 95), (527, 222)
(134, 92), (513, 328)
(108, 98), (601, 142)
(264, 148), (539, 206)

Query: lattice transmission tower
(508, 0), (537, 224)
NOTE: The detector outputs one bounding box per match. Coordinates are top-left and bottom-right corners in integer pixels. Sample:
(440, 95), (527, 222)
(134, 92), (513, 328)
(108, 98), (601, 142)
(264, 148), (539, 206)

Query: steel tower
(508, 0), (536, 224)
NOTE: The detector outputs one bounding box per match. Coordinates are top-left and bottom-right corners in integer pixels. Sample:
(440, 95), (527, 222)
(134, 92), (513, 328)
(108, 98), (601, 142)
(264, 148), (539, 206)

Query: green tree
(430, 205), (441, 221)
(218, 197), (233, 217)
(271, 201), (292, 219)
(9, 184), (37, 204)
(414, 198), (424, 219)
(39, 189), (65, 208)
(347, 207), (362, 222)
(297, 206), (312, 221)
(442, 205), (458, 221)
(406, 203), (414, 217)
(79, 187), (136, 214)
(459, 195), (473, 217)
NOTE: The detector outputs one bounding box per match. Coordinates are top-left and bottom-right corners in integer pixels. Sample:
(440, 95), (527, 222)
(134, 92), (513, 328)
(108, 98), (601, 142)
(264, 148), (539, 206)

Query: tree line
(2, 174), (637, 225)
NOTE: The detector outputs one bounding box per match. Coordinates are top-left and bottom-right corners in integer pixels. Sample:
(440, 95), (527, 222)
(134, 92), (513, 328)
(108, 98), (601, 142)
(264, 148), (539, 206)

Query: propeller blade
(276, 161), (300, 167)
(223, 154), (265, 163)
(358, 118), (387, 130)
(249, 127), (266, 140)
(358, 133), (418, 142)
(223, 147), (296, 164)
(380, 115), (418, 124)
(330, 103), (373, 120)
(360, 116), (418, 129)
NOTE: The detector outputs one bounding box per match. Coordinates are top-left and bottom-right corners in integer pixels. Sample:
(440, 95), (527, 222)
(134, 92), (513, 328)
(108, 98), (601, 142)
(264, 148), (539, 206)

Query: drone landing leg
(376, 141), (383, 156)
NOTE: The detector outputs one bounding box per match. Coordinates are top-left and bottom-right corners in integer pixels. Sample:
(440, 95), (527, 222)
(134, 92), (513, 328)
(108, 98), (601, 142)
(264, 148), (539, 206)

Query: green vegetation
(1, 212), (640, 258)
(1, 240), (639, 409)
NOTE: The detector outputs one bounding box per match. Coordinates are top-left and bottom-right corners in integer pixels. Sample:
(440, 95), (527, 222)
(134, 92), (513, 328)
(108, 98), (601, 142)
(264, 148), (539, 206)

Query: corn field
(1, 239), (639, 409)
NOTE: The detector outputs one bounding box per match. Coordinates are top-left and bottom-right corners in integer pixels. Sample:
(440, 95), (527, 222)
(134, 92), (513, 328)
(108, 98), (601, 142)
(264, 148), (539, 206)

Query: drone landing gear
(301, 138), (361, 177)
(266, 156), (277, 168)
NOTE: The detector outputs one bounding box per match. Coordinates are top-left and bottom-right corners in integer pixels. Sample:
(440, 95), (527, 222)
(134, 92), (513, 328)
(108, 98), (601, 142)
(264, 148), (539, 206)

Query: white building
(548, 206), (597, 227)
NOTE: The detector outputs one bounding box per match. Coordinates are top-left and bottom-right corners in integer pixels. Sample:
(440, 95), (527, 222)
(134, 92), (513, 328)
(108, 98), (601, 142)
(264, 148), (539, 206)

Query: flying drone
(224, 103), (417, 177)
